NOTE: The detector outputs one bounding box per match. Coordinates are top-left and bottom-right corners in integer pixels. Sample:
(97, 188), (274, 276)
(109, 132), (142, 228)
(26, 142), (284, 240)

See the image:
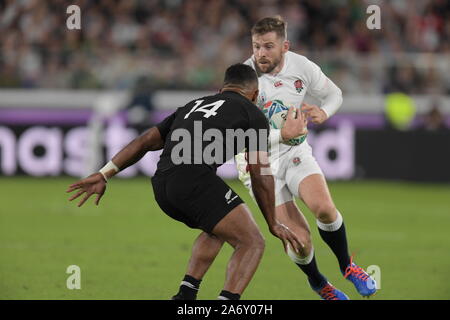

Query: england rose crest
(294, 79), (304, 94)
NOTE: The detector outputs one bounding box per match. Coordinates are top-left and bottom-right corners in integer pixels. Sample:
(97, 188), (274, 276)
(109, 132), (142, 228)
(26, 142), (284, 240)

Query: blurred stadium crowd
(0, 0), (449, 94)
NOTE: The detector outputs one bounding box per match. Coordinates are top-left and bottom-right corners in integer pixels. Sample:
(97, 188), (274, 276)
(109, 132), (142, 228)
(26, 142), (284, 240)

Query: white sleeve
(316, 78), (343, 118)
(304, 60), (343, 118)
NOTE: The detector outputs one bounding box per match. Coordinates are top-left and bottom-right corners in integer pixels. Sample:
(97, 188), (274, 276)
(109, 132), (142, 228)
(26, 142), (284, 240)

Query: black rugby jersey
(156, 90), (269, 172)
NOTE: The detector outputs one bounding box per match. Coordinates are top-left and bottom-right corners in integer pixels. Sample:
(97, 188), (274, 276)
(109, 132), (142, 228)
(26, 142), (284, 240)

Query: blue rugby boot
(343, 257), (377, 297)
(311, 281), (350, 300)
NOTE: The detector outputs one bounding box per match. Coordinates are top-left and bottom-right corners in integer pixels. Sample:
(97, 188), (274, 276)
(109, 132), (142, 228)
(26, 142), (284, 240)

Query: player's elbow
(328, 79), (342, 98)
(336, 86), (343, 100)
(336, 88), (343, 106)
(322, 80), (343, 117)
(142, 127), (165, 151)
(336, 87), (343, 100)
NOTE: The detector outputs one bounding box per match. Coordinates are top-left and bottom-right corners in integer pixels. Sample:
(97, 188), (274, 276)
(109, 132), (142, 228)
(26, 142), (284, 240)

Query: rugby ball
(261, 100), (307, 146)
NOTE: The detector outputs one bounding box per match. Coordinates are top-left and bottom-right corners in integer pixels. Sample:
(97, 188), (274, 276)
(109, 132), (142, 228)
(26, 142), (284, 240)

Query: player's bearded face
(252, 32), (286, 74)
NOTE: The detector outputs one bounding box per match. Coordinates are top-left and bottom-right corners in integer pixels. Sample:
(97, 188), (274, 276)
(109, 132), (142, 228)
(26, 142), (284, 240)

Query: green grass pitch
(1, 177), (449, 300)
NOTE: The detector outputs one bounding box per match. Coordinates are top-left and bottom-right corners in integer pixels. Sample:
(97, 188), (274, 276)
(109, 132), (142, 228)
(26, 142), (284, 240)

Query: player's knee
(241, 230), (265, 252)
(252, 232), (266, 252)
(311, 202), (337, 223)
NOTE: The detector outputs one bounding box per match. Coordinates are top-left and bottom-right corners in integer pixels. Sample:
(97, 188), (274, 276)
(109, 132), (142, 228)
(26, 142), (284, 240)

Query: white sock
(316, 210), (343, 232)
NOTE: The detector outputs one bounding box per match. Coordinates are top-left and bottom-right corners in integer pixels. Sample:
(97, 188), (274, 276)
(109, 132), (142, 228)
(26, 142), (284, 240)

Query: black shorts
(151, 165), (244, 233)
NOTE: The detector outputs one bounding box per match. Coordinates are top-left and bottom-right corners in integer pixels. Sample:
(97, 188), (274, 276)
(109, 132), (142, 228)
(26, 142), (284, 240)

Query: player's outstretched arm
(248, 151), (303, 253)
(66, 127), (165, 207)
(109, 126), (164, 175)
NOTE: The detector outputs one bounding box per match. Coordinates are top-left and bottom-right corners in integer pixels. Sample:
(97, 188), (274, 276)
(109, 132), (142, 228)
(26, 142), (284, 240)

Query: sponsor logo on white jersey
(274, 80), (283, 88)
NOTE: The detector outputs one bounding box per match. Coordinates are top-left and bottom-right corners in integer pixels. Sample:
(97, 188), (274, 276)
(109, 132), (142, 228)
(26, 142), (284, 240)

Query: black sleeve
(246, 106), (270, 152)
(155, 110), (177, 140)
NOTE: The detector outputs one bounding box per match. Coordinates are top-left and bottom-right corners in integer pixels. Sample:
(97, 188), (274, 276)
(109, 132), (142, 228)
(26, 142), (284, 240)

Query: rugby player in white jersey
(171, 16), (377, 300)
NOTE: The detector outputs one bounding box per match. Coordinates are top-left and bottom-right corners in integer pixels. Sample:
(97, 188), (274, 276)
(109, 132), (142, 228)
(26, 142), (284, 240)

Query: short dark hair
(251, 16), (287, 39)
(223, 63), (258, 88)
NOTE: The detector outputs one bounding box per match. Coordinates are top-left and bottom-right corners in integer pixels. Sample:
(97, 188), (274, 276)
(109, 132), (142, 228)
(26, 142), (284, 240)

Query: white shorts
(236, 141), (323, 206)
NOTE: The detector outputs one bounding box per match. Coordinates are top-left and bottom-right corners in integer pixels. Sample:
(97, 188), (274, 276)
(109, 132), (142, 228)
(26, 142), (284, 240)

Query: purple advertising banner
(0, 119), (356, 180)
(2, 108), (450, 129)
(2, 107), (450, 181)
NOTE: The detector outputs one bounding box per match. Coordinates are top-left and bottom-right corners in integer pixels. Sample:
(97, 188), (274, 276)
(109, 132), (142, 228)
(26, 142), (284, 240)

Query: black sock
(218, 290), (240, 300)
(318, 222), (351, 273)
(172, 275), (201, 300)
(296, 254), (328, 290)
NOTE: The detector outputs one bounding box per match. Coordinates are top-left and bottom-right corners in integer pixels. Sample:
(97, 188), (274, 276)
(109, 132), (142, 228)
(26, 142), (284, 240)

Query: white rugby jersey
(244, 50), (342, 158)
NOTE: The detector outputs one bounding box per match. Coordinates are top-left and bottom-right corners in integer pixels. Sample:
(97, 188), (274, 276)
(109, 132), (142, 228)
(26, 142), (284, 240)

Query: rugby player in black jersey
(67, 64), (307, 300)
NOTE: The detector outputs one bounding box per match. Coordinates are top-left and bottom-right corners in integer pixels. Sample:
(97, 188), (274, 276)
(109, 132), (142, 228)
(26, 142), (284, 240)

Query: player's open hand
(269, 222), (304, 254)
(301, 103), (328, 124)
(281, 107), (308, 141)
(66, 173), (106, 207)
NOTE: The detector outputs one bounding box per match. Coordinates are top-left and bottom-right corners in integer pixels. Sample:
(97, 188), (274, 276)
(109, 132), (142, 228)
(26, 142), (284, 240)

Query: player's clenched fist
(281, 106), (308, 141)
(302, 103), (328, 124)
